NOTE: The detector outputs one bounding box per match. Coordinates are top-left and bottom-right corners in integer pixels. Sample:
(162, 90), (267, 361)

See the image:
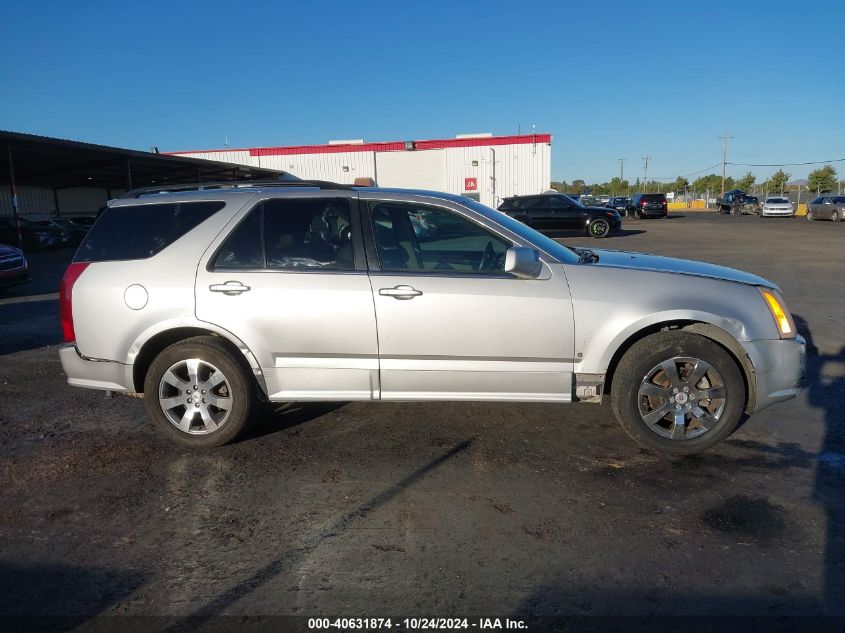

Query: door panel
(195, 194), (379, 401)
(371, 270), (575, 401)
(363, 198), (575, 401)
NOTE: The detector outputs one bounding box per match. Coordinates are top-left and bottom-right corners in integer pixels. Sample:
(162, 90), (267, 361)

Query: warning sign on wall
(464, 177), (477, 191)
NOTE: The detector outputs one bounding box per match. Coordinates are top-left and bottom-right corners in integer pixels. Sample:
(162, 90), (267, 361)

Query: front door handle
(379, 285), (422, 300)
(209, 280), (251, 296)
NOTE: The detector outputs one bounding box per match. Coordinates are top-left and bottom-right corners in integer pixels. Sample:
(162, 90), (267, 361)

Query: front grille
(0, 255), (23, 271)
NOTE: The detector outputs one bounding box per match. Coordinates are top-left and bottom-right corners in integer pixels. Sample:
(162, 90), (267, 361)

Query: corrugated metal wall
(0, 185), (113, 218)
(376, 149), (447, 190)
(0, 185), (55, 217)
(56, 187), (109, 214)
(261, 151), (376, 184)
(175, 139), (551, 209)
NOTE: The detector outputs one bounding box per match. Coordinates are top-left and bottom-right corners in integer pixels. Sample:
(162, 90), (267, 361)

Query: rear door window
(212, 197), (355, 271)
(75, 201), (223, 262)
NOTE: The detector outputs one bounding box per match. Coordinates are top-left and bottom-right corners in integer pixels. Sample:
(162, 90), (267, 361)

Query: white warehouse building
(171, 132), (552, 209)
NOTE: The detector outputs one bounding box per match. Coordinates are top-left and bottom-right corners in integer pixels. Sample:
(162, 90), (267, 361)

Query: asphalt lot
(1, 212), (844, 626)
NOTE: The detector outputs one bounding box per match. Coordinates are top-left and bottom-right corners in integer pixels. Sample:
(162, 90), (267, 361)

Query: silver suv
(59, 181), (805, 454)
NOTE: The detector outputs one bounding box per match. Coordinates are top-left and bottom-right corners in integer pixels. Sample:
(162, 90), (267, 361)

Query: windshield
(767, 198), (789, 204)
(458, 198), (580, 264)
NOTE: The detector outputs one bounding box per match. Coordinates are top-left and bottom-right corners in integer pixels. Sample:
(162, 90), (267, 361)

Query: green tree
(670, 176), (689, 193)
(608, 177), (630, 194)
(550, 181), (567, 193)
(768, 169), (790, 194)
(569, 180), (586, 195)
(736, 171), (756, 191)
(692, 174), (723, 196)
(808, 165), (838, 193)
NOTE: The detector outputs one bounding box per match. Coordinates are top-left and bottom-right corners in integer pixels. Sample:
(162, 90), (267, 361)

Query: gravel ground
(1, 212), (844, 626)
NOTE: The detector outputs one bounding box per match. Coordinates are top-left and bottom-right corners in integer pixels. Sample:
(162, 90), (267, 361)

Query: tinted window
(213, 206), (263, 269)
(213, 197), (355, 271)
(499, 198), (519, 210)
(834, 197), (845, 204)
(75, 201), (223, 262)
(810, 197), (823, 204)
(369, 201), (510, 273)
(264, 198), (354, 270)
(640, 194), (666, 202)
(767, 198), (789, 204)
(547, 196), (574, 208)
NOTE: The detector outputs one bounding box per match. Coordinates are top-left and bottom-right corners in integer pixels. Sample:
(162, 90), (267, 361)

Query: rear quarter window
(74, 201), (224, 262)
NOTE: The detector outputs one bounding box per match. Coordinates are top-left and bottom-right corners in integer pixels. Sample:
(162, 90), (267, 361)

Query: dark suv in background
(606, 196), (631, 215)
(627, 193), (668, 219)
(498, 193), (622, 238)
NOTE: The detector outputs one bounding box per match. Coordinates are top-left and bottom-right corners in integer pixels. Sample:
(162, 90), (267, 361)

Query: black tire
(832, 211), (839, 222)
(143, 335), (255, 447)
(588, 218), (611, 238)
(610, 331), (746, 454)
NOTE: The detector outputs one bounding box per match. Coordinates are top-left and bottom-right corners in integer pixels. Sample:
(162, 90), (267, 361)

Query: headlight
(759, 288), (796, 338)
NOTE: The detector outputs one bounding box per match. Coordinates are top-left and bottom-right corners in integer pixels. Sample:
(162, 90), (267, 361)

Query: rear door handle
(209, 280), (251, 296)
(379, 285), (422, 300)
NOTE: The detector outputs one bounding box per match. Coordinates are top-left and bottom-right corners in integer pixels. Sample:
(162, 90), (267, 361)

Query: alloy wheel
(158, 358), (233, 434)
(637, 356), (726, 440)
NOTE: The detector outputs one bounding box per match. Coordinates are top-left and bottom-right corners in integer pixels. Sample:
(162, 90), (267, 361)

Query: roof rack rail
(119, 179), (354, 199)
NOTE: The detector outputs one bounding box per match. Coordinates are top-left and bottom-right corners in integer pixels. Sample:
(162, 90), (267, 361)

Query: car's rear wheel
(611, 331), (745, 454)
(588, 218), (611, 238)
(806, 210), (814, 221)
(144, 336), (255, 447)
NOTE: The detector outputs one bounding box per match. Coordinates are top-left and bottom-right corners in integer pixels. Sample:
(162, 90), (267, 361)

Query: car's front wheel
(611, 331), (745, 454)
(144, 336), (255, 447)
(587, 218), (611, 238)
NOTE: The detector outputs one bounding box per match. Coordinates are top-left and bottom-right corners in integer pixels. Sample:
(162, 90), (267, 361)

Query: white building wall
(259, 151), (376, 185)
(173, 137), (551, 207)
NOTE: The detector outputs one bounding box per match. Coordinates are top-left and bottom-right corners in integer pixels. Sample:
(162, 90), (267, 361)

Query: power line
(641, 156), (651, 188)
(728, 157), (845, 167)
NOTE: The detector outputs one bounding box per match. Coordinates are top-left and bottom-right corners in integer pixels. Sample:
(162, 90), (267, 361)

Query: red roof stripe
(168, 133), (552, 157)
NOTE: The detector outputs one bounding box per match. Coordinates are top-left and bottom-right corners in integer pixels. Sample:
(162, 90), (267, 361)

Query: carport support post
(7, 145), (23, 249)
(126, 158), (133, 190)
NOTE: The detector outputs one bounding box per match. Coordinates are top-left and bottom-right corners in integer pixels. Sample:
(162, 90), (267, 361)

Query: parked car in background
(59, 181), (804, 454)
(627, 193), (668, 219)
(606, 196), (631, 215)
(806, 195), (845, 222)
(35, 218), (88, 245)
(499, 193), (621, 238)
(759, 197), (795, 218)
(716, 190), (759, 215)
(0, 217), (66, 250)
(579, 195), (601, 207)
(0, 243), (29, 290)
(67, 215), (97, 229)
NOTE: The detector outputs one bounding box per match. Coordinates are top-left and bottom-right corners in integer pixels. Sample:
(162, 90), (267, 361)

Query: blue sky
(2, 0), (843, 183)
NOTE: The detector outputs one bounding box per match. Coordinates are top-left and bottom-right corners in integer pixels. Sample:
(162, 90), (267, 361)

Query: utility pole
(718, 129), (733, 196)
(617, 158), (625, 194)
(642, 156), (651, 192)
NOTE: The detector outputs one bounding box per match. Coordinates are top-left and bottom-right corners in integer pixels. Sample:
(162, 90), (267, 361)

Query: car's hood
(586, 248), (778, 289)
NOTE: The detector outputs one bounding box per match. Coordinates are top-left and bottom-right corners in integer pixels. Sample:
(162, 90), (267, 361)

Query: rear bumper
(743, 335), (806, 413)
(59, 344), (133, 392)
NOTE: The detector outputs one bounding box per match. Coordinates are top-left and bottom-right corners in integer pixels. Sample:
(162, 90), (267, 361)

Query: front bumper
(760, 209), (794, 217)
(59, 344), (133, 392)
(0, 270), (30, 289)
(743, 335), (806, 413)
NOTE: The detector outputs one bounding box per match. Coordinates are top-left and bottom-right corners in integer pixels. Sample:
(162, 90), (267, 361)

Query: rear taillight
(641, 200), (647, 206)
(59, 262), (89, 343)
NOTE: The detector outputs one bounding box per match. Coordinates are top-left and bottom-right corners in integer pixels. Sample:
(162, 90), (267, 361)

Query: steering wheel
(478, 240), (499, 272)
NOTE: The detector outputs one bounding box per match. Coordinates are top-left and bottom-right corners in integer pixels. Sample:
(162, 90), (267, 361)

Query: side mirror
(505, 247), (542, 279)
